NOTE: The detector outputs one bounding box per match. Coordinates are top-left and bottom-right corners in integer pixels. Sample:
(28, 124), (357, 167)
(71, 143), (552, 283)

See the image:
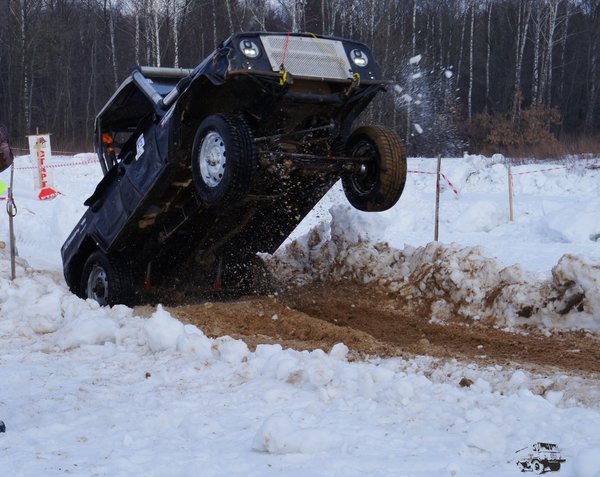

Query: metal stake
(508, 166), (514, 221)
(7, 163), (16, 280)
(434, 154), (441, 241)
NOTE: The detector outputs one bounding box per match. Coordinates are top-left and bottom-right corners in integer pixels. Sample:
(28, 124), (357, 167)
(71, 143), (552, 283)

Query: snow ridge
(270, 206), (600, 331)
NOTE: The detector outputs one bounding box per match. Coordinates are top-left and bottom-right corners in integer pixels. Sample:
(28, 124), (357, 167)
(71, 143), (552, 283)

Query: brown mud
(146, 282), (600, 376)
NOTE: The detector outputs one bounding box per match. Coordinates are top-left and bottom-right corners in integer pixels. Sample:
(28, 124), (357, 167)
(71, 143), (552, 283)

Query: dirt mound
(165, 281), (600, 375)
(267, 212), (600, 331)
(160, 215), (600, 376)
(169, 293), (400, 358)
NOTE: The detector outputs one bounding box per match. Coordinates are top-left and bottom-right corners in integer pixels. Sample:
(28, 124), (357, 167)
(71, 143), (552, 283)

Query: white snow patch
(54, 312), (119, 350)
(252, 413), (339, 454)
(467, 420), (507, 454)
(409, 54), (422, 65)
(574, 447), (600, 477)
(144, 305), (185, 352)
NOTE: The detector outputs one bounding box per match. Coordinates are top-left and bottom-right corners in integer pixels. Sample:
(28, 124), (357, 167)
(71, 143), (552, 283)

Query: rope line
(13, 158), (99, 170)
(512, 166), (567, 175)
(12, 147), (93, 156)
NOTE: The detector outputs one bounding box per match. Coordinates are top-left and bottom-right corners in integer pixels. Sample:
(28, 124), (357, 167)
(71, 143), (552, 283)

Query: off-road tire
(548, 463), (561, 471)
(80, 251), (137, 306)
(531, 460), (545, 474)
(191, 114), (255, 205)
(342, 125), (407, 212)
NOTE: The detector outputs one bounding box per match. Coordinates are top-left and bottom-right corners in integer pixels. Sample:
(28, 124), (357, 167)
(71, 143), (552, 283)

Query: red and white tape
(12, 147), (90, 156)
(440, 172), (460, 196)
(14, 158), (99, 171)
(408, 169), (460, 197)
(512, 165), (566, 176)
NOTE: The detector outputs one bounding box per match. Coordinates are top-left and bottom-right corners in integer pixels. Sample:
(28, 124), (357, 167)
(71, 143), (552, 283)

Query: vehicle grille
(260, 35), (352, 80)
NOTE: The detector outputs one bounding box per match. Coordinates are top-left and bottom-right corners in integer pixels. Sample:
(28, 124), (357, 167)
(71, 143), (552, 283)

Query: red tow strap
(281, 32), (291, 68)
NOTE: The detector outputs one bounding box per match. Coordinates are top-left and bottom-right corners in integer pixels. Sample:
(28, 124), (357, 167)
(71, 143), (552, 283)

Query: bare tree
(485, 0), (493, 113)
(543, 0), (559, 106)
(455, 2), (466, 87)
(512, 0), (531, 121)
(531, 3), (542, 104)
(468, 0), (474, 121)
(276, 0), (306, 32)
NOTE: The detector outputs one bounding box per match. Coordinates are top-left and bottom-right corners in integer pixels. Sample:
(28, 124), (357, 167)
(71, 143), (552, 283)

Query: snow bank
(270, 205), (600, 331)
(283, 155), (600, 276)
(2, 247), (600, 475)
(2, 154), (600, 475)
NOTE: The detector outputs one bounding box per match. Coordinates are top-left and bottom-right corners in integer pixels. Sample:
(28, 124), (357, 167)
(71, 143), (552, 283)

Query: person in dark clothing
(0, 123), (15, 173)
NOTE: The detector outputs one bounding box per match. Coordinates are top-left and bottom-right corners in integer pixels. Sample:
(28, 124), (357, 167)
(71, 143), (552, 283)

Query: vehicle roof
(95, 74), (179, 131)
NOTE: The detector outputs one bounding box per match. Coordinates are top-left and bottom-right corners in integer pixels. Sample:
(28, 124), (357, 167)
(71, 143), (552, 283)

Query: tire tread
(192, 114), (255, 205)
(81, 251), (137, 306)
(343, 125), (407, 211)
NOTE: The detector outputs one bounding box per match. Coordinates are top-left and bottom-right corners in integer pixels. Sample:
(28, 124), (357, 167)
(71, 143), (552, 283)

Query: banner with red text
(27, 133), (60, 200)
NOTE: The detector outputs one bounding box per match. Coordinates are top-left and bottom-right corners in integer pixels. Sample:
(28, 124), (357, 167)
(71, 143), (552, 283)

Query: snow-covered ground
(1, 153), (600, 476)
(287, 155), (600, 274)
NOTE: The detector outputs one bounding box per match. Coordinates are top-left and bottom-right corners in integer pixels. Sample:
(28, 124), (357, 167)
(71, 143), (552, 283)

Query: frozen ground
(1, 153), (599, 476)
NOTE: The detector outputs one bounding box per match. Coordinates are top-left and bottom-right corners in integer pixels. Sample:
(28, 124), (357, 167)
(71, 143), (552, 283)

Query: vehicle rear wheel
(342, 125), (407, 212)
(81, 251), (137, 306)
(531, 460), (545, 474)
(548, 463), (560, 471)
(191, 114), (255, 205)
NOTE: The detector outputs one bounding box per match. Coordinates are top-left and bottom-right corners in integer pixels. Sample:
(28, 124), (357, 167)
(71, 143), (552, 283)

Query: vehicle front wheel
(80, 251), (137, 306)
(191, 114), (255, 205)
(342, 125), (407, 212)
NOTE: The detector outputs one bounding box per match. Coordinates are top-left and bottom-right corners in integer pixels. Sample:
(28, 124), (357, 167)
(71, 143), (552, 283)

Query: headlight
(240, 40), (260, 59)
(350, 49), (368, 67)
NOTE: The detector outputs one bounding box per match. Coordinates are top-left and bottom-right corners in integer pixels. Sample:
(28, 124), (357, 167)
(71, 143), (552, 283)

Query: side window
(117, 114), (154, 164)
(100, 132), (118, 170)
(100, 130), (135, 167)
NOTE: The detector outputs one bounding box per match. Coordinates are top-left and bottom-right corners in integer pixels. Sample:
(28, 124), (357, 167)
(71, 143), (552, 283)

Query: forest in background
(0, 0), (599, 156)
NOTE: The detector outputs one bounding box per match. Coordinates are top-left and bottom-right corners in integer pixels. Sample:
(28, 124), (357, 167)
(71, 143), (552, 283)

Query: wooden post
(508, 166), (514, 221)
(435, 154), (441, 241)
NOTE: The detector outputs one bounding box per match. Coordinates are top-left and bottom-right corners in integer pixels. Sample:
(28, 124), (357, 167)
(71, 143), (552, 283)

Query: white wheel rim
(199, 131), (226, 187)
(87, 264), (109, 305)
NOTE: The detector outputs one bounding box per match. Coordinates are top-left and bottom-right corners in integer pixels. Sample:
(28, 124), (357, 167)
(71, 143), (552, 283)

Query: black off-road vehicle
(61, 32), (407, 306)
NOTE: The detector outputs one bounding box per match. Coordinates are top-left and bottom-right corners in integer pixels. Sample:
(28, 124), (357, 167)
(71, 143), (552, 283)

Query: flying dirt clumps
(267, 206), (600, 332)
